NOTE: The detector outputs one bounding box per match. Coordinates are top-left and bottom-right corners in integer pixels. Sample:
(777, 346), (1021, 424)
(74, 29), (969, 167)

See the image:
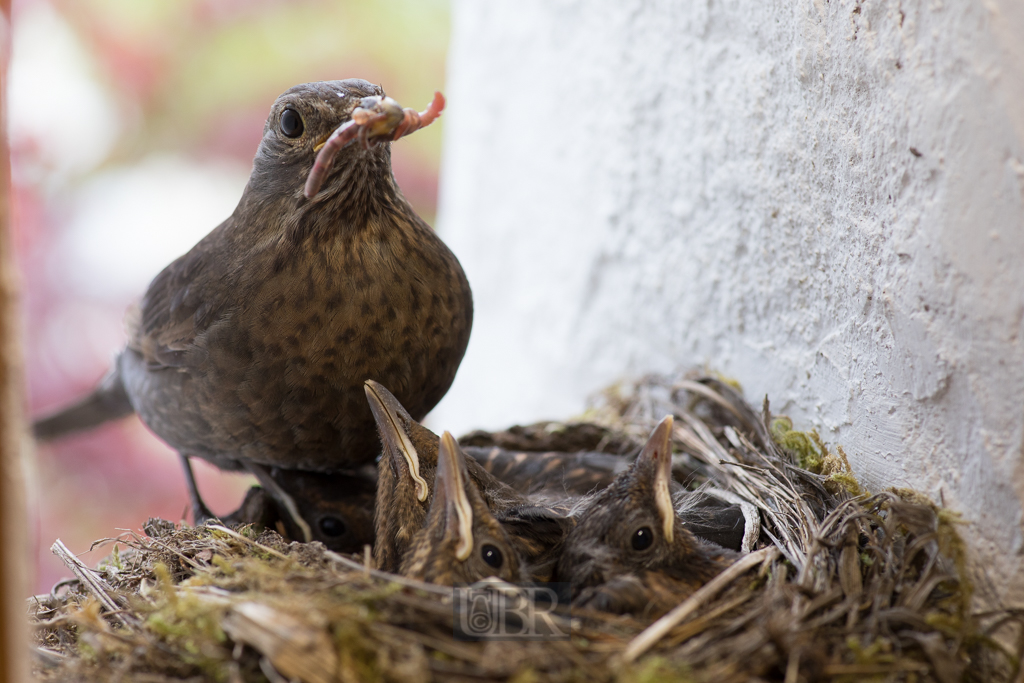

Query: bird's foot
(192, 500), (218, 526)
(178, 453), (220, 527)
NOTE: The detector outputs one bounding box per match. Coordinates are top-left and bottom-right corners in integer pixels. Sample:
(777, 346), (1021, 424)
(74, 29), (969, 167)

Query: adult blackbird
(33, 80), (472, 520)
(556, 416), (739, 618)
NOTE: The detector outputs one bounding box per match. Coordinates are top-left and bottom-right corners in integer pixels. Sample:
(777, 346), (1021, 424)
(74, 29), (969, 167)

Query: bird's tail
(32, 363), (134, 440)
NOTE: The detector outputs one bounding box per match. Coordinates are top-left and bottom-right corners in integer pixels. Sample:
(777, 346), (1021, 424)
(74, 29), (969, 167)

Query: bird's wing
(128, 221), (235, 369)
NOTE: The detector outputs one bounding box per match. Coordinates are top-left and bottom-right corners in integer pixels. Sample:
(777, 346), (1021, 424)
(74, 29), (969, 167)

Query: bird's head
(269, 468), (377, 554)
(400, 432), (521, 585)
(365, 379), (439, 503)
(249, 80), (381, 197)
(365, 379), (441, 571)
(249, 79), (443, 204)
(556, 416), (704, 591)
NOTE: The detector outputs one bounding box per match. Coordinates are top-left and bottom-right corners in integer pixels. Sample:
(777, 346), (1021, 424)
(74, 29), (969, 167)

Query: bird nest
(28, 374), (1023, 682)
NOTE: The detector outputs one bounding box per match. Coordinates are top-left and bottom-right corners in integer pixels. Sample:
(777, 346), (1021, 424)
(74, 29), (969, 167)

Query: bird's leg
(242, 462), (313, 543)
(178, 453), (216, 525)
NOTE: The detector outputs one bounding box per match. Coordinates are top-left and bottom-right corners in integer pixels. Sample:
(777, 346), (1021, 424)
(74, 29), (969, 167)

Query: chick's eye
(280, 108), (304, 138)
(481, 544), (503, 568)
(631, 527), (654, 551)
(318, 516), (346, 537)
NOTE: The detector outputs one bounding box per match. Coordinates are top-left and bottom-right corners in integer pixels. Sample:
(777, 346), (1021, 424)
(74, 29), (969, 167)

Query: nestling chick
(469, 447), (627, 498)
(399, 432), (522, 585)
(556, 416), (738, 618)
(366, 380), (525, 572)
(367, 380), (585, 580)
(239, 467), (377, 553)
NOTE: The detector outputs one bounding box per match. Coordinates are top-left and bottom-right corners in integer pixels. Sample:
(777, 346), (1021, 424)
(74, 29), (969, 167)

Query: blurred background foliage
(12, 0), (450, 592)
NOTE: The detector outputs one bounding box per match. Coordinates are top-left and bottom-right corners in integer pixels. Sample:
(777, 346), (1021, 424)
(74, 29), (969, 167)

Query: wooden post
(0, 2), (30, 681)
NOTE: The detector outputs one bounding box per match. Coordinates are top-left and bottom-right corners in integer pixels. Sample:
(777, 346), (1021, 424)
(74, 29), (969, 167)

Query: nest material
(28, 374), (1024, 682)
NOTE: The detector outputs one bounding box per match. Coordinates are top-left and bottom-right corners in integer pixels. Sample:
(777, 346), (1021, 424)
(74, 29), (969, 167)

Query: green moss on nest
(508, 668), (539, 683)
(330, 617), (382, 683)
(705, 369), (743, 394)
(619, 656), (695, 683)
(770, 418), (866, 495)
(770, 416), (824, 472)
(141, 563), (231, 678)
(890, 487), (974, 620)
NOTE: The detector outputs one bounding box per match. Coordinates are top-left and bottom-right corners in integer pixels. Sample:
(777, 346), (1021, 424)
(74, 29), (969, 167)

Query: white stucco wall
(431, 0), (1024, 607)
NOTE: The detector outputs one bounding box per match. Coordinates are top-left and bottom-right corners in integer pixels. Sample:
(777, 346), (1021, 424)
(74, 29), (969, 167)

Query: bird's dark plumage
(366, 380), (525, 572)
(222, 467), (377, 554)
(556, 416), (738, 617)
(35, 80), (472, 513)
(399, 432), (522, 585)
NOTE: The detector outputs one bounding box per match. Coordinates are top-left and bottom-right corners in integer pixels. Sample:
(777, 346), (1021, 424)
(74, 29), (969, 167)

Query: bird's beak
(635, 415), (676, 542)
(432, 431), (474, 562)
(305, 91), (444, 199)
(355, 96), (406, 138)
(312, 97), (402, 154)
(364, 380), (429, 502)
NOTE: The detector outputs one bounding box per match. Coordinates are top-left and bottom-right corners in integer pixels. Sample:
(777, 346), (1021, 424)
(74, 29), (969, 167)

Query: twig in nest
(323, 549), (452, 596)
(50, 539), (138, 628)
(205, 524), (291, 561)
(620, 546), (779, 663)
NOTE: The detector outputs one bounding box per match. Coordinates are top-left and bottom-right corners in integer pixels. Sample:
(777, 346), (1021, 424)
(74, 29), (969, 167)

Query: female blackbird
(34, 80), (472, 521)
(399, 432), (522, 584)
(556, 416), (738, 618)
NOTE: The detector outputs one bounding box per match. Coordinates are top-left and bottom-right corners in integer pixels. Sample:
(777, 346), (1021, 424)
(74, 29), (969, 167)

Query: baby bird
(236, 467), (377, 553)
(399, 432), (521, 584)
(366, 380), (525, 572)
(366, 380), (579, 579)
(366, 381), (746, 580)
(556, 416), (738, 618)
(468, 447), (627, 497)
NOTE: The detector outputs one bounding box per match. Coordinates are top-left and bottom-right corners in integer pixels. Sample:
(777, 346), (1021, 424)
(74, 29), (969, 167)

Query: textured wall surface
(431, 0), (1024, 606)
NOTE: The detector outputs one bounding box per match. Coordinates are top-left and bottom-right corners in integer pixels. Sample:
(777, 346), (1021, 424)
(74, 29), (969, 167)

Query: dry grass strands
(28, 373), (1024, 682)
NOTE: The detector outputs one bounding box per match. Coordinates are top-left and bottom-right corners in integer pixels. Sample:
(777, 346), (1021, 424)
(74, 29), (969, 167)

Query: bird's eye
(280, 108), (304, 138)
(631, 527), (654, 551)
(481, 544), (503, 568)
(318, 516), (347, 537)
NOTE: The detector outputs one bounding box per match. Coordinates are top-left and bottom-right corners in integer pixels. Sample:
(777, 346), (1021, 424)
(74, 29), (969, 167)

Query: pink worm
(304, 91), (446, 199)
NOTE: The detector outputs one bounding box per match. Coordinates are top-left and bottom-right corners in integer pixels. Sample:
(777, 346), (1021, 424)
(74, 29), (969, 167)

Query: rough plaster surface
(431, 0), (1024, 606)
